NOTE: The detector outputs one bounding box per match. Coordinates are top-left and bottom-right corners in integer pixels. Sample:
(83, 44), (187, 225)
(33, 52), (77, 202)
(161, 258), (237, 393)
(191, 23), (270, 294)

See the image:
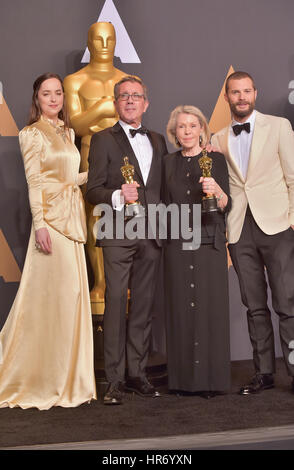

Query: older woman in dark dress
(163, 105), (231, 398)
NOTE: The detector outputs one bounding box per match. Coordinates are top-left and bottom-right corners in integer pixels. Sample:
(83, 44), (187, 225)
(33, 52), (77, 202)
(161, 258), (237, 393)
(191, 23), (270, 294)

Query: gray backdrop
(1, 0), (293, 360)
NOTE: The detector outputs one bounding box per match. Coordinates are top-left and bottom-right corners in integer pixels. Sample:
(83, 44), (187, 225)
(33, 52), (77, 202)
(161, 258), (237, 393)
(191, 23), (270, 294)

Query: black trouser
(229, 210), (294, 376)
(102, 239), (161, 384)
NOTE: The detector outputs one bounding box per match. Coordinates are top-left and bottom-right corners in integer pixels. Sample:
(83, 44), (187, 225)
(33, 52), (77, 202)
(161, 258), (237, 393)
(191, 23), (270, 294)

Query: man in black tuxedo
(86, 76), (167, 405)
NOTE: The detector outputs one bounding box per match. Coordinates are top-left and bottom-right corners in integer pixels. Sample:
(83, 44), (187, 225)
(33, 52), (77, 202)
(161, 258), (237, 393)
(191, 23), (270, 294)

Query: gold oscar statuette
(198, 149), (218, 212)
(120, 157), (144, 218)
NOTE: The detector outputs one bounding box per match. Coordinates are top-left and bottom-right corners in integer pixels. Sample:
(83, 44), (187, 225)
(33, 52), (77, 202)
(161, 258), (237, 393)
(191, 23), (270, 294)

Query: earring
(199, 135), (203, 146)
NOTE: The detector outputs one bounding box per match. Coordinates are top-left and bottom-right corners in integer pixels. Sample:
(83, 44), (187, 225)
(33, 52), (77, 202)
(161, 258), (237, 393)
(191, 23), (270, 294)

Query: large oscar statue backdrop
(64, 22), (128, 316)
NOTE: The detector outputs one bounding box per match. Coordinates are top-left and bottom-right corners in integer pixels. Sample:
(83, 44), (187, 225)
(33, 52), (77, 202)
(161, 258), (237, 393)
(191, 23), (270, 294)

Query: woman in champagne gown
(0, 73), (96, 409)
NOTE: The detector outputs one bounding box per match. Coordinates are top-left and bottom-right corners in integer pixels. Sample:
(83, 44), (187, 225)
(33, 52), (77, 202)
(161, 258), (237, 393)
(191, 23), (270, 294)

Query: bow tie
(232, 122), (251, 136)
(129, 126), (149, 138)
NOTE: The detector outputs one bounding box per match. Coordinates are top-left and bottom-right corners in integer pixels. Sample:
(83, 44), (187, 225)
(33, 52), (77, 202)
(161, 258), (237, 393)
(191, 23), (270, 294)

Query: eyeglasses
(117, 93), (145, 101)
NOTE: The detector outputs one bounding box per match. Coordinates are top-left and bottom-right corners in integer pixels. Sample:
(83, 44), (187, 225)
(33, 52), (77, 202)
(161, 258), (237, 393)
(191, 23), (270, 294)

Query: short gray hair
(114, 75), (148, 101)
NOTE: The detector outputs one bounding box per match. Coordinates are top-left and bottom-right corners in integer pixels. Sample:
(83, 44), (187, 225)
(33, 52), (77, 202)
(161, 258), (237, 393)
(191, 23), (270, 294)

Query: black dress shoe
(103, 382), (124, 405)
(125, 376), (160, 397)
(239, 374), (274, 395)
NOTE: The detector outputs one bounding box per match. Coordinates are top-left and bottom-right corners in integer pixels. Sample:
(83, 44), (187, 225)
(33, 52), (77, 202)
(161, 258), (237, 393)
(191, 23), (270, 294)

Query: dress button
(195, 360), (199, 364)
(189, 265), (194, 270)
(190, 283), (195, 288)
(186, 172), (190, 177)
(191, 302), (195, 307)
(187, 158), (191, 162)
(195, 342), (199, 346)
(187, 190), (191, 195)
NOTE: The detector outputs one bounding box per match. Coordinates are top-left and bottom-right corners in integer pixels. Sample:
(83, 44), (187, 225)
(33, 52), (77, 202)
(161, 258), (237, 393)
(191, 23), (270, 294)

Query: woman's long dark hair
(28, 72), (70, 129)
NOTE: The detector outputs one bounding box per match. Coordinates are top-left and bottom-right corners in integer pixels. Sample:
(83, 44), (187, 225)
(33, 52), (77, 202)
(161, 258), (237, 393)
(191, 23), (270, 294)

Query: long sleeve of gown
(19, 127), (45, 231)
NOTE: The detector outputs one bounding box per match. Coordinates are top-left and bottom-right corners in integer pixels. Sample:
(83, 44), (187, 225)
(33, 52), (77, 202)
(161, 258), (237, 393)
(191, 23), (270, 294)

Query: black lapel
(111, 122), (144, 184)
(145, 131), (159, 186)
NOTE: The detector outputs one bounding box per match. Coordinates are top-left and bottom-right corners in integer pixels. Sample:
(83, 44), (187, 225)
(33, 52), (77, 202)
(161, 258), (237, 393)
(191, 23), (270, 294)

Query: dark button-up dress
(163, 150), (231, 392)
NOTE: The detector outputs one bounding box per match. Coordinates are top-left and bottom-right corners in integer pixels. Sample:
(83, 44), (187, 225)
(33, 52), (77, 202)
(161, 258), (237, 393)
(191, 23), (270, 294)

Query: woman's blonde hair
(166, 105), (211, 149)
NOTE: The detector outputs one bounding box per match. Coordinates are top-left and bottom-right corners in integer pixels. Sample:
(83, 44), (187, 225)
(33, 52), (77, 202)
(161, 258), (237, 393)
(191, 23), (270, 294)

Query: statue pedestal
(92, 314), (167, 398)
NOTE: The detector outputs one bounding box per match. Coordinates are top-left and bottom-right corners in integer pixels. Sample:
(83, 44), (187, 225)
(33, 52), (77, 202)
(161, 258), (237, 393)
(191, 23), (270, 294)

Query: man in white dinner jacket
(212, 71), (294, 395)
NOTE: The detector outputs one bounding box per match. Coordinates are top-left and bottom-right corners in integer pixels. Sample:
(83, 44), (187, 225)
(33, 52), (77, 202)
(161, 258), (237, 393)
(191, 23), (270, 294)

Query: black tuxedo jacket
(86, 121), (168, 246)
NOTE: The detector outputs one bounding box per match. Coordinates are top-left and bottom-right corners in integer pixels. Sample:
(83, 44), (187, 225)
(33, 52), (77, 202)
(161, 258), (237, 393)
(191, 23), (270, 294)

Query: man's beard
(230, 101), (255, 119)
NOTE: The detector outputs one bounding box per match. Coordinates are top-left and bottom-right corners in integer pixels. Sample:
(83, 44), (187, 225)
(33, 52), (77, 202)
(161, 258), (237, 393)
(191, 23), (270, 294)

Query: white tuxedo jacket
(211, 111), (294, 243)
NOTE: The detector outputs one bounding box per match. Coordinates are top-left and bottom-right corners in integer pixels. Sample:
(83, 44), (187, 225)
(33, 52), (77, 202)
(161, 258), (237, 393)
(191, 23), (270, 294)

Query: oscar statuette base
(202, 196), (218, 213)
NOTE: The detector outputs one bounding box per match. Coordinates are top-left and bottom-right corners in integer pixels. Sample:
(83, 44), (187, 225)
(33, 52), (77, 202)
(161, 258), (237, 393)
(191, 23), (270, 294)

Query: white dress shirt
(112, 120), (153, 209)
(228, 110), (256, 180)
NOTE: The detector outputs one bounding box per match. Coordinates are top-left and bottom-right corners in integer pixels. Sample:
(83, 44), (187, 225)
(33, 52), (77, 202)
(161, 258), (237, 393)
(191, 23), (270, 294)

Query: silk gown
(0, 116), (97, 409)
